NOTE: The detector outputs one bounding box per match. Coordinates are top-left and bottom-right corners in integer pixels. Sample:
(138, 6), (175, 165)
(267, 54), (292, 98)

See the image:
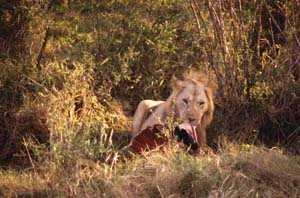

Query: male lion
(131, 70), (217, 151)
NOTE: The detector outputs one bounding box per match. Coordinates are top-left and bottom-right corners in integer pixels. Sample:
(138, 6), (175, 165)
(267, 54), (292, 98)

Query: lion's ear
(171, 76), (184, 91)
(207, 81), (218, 96)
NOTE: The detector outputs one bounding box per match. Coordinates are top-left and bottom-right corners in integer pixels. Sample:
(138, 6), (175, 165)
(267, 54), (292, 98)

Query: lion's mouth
(174, 123), (199, 151)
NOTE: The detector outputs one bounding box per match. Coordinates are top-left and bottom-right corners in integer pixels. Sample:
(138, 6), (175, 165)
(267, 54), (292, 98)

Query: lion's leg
(131, 100), (165, 139)
(196, 127), (214, 155)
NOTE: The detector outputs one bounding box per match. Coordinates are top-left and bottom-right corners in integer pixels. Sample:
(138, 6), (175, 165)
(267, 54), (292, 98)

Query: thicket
(0, 0), (300, 196)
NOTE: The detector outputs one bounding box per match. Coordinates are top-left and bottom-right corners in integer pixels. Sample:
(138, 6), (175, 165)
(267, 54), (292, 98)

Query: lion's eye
(183, 98), (188, 105)
(199, 101), (205, 106)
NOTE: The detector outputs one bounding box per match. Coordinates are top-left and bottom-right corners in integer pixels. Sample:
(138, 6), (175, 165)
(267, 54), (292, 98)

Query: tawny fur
(131, 70), (217, 148)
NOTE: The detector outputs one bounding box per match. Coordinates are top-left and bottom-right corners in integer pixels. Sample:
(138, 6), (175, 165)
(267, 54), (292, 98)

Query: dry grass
(114, 145), (300, 198)
(0, 170), (49, 197)
(0, 1), (300, 197)
(2, 144), (299, 197)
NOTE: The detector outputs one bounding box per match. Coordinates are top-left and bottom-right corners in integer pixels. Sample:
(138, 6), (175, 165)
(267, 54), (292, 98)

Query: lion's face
(174, 80), (209, 126)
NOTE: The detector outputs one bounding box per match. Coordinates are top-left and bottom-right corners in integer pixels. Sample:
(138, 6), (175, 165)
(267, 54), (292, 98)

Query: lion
(131, 70), (217, 150)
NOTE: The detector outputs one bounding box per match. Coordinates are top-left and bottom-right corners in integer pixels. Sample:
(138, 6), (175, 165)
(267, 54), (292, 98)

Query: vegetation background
(0, 0), (300, 197)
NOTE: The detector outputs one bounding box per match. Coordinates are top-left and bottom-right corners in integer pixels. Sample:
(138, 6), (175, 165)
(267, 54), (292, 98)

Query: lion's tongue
(178, 123), (198, 144)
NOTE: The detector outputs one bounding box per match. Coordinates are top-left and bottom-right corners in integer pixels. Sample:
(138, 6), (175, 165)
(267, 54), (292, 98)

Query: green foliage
(92, 0), (205, 101)
(0, 0), (300, 197)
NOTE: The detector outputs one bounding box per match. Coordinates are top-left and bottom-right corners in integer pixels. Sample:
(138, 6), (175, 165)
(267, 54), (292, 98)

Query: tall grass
(0, 0), (300, 197)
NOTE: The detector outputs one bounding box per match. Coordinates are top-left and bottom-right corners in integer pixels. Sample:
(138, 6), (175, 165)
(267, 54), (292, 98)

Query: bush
(0, 0), (300, 196)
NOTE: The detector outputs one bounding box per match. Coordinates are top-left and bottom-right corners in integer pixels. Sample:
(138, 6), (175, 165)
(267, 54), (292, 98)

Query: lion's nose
(188, 117), (195, 122)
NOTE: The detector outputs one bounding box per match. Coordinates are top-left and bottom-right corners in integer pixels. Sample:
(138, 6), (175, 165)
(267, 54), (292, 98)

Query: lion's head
(170, 70), (217, 129)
